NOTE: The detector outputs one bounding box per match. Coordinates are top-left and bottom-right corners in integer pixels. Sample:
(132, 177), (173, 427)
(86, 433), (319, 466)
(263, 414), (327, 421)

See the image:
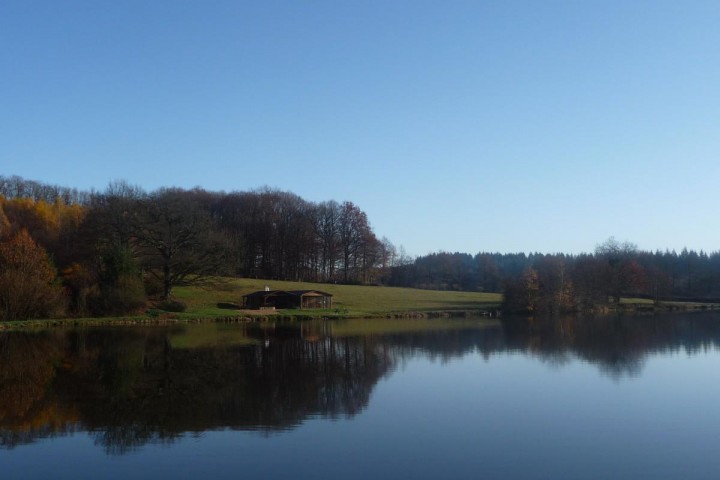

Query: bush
(88, 245), (147, 316)
(89, 274), (146, 316)
(143, 275), (164, 297)
(157, 300), (186, 312)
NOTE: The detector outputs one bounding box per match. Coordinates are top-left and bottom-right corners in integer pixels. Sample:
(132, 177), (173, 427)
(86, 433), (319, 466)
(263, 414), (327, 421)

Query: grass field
(4, 279), (716, 331)
(170, 277), (502, 319)
(165, 280), (720, 319)
(620, 297), (720, 310)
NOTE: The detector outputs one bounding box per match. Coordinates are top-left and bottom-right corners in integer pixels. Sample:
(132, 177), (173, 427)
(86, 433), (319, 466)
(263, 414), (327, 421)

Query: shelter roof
(242, 289), (333, 298)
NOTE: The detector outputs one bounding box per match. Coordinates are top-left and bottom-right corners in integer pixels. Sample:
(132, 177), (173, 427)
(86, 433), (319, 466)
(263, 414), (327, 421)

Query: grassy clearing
(171, 277), (502, 319)
(0, 278), (500, 329)
(13, 277), (717, 330)
(619, 297), (720, 311)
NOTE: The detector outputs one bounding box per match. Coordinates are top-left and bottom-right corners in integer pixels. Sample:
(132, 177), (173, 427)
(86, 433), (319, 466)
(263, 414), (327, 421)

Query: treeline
(0, 175), (397, 321)
(3, 174), (719, 320)
(0, 175), (91, 205)
(388, 239), (720, 314)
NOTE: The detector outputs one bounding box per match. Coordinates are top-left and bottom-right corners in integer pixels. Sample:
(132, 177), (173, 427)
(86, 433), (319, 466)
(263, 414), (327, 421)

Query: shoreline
(1, 302), (718, 331)
(0, 308), (499, 331)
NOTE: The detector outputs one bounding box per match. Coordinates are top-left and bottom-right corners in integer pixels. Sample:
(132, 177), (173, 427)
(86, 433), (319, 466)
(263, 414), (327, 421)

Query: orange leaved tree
(0, 229), (65, 321)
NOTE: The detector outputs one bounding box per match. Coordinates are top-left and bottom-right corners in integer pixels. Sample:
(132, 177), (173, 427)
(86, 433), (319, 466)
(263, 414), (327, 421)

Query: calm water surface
(2, 313), (720, 479)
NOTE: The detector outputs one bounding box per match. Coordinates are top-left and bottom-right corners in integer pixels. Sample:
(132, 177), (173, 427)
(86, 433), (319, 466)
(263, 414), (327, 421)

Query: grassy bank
(4, 278), (717, 330)
(619, 297), (720, 312)
(171, 278), (501, 319)
(0, 278), (502, 329)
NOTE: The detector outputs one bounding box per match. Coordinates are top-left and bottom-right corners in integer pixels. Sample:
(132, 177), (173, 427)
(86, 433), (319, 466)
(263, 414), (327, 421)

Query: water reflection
(1, 313), (719, 453)
(501, 313), (720, 379)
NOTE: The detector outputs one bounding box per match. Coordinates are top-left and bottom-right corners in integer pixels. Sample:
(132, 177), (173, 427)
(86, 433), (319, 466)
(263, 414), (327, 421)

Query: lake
(2, 313), (720, 479)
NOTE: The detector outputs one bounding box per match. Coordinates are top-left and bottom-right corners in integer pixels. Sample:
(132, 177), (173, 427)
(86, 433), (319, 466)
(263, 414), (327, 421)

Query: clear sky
(2, 0), (719, 256)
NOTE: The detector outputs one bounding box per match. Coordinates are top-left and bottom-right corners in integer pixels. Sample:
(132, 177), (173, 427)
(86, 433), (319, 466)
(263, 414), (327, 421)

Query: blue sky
(2, 1), (719, 256)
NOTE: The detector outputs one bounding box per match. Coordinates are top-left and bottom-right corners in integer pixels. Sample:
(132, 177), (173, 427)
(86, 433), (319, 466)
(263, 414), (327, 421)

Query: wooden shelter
(242, 290), (333, 310)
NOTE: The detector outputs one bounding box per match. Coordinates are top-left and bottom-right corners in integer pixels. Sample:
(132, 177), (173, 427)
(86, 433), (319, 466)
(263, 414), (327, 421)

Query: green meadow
(4, 278), (716, 331)
(171, 277), (502, 319)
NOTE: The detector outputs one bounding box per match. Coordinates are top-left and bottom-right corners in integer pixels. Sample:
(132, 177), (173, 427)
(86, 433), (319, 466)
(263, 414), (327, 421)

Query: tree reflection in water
(1, 312), (720, 453)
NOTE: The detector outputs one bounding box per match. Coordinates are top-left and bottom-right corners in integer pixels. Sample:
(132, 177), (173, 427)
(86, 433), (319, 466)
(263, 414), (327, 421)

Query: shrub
(89, 274), (147, 316)
(143, 275), (165, 297)
(157, 300), (187, 312)
(88, 245), (147, 316)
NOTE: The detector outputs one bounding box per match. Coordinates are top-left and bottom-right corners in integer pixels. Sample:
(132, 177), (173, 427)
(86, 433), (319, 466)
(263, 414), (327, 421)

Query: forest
(1, 174), (718, 321)
(0, 175), (395, 321)
(389, 242), (720, 314)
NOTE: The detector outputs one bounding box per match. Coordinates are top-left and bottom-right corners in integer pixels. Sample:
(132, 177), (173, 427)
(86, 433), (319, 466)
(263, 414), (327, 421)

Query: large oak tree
(131, 188), (230, 300)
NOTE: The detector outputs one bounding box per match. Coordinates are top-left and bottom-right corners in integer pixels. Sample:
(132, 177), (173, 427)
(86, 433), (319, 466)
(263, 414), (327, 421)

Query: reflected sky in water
(2, 313), (720, 479)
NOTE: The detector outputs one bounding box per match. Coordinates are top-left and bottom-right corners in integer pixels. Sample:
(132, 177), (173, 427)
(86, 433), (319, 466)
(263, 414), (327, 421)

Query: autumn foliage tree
(0, 196), (85, 269)
(0, 230), (65, 321)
